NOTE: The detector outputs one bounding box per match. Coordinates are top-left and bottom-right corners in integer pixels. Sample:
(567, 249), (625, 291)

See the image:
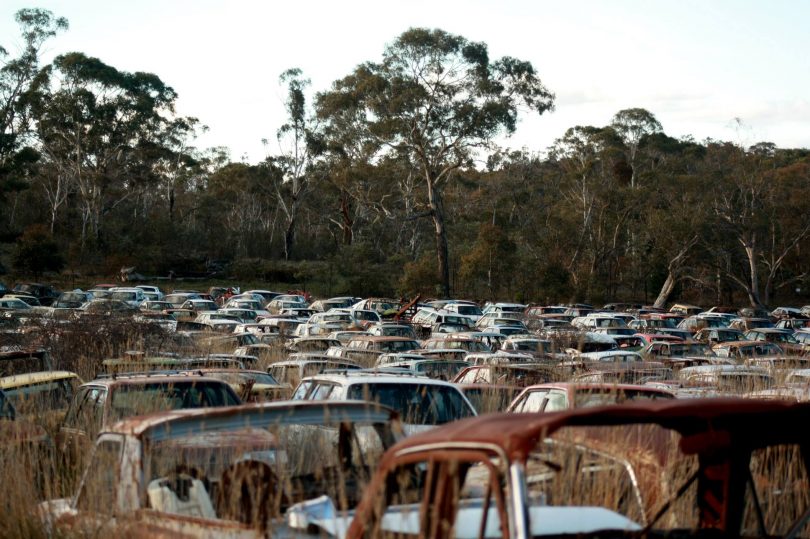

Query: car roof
(302, 372), (460, 386)
(82, 374), (224, 388)
(348, 335), (418, 342)
(517, 382), (674, 396)
(106, 400), (399, 439)
(679, 365), (769, 374)
(0, 370), (79, 388)
(712, 340), (776, 348)
(383, 399), (810, 462)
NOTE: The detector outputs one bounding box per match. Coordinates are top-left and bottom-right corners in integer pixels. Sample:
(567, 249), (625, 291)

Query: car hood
(285, 496), (641, 538)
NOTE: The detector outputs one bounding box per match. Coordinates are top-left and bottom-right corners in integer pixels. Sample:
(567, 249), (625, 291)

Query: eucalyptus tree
(0, 8), (67, 225)
(610, 108), (662, 189)
(706, 141), (810, 307)
(317, 28), (554, 297)
(272, 68), (324, 260)
(31, 52), (191, 250)
(548, 125), (628, 293)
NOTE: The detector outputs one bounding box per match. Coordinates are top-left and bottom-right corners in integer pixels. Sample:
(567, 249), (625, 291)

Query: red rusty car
(287, 399), (810, 538)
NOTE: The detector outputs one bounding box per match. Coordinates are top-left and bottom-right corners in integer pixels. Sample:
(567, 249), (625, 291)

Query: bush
(12, 224), (64, 278)
(400, 254), (440, 297)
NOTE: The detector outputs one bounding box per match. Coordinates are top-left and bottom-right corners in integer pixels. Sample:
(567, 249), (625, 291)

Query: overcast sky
(2, 0), (809, 163)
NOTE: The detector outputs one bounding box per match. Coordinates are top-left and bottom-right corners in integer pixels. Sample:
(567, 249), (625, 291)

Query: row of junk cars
(1, 282), (810, 537)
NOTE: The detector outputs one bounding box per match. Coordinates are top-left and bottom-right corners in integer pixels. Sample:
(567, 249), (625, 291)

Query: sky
(2, 0), (809, 163)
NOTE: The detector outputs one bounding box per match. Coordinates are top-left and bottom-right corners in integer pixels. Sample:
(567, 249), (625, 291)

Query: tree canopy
(1, 13), (808, 309)
(317, 27), (555, 296)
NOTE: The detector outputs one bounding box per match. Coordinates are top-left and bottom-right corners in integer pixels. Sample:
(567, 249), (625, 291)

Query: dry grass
(1, 319), (808, 536)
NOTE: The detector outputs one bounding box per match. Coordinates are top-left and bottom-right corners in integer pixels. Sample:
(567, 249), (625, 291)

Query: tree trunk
(168, 185), (175, 222)
(427, 179), (450, 298)
(653, 272), (677, 309)
(339, 192), (353, 245)
(742, 235), (763, 307)
(284, 215), (295, 260)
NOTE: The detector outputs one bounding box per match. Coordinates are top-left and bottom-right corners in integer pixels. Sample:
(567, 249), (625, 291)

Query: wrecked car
(287, 399), (810, 538)
(41, 401), (403, 536)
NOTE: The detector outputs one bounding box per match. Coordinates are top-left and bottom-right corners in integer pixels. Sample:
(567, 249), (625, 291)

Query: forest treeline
(1, 9), (809, 308)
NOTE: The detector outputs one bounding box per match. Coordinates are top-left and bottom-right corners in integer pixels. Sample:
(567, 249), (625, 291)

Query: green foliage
(317, 27), (555, 297)
(12, 224), (64, 277)
(0, 8), (67, 210)
(0, 10), (807, 307)
(459, 223), (517, 298)
(400, 254), (440, 297)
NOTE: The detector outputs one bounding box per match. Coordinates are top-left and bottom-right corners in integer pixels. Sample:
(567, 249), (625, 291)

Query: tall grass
(0, 317), (807, 536)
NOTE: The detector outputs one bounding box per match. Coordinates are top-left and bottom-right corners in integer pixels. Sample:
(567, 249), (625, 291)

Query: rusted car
(0, 349), (52, 377)
(0, 370), (82, 431)
(572, 361), (672, 385)
(421, 336), (491, 353)
(291, 372), (476, 434)
(339, 336), (422, 365)
(507, 382), (675, 413)
(633, 332), (684, 347)
(678, 365), (774, 394)
(185, 369), (291, 402)
(57, 373), (241, 461)
(728, 317), (773, 332)
(692, 327), (745, 344)
(287, 399), (810, 538)
(452, 364), (563, 387)
(40, 401), (403, 536)
(668, 303), (702, 315)
(499, 336), (553, 358)
(640, 341), (720, 369)
(456, 383), (521, 414)
(268, 355), (360, 387)
(745, 328), (808, 356)
(711, 340), (785, 362)
(379, 358), (469, 381)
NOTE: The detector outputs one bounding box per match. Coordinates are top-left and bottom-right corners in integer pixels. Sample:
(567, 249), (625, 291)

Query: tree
(31, 52), (190, 250)
(548, 125), (628, 295)
(317, 28), (554, 297)
(706, 142), (810, 307)
(610, 108), (662, 189)
(0, 9), (67, 225)
(271, 68), (323, 260)
(459, 222), (517, 298)
(12, 223), (64, 278)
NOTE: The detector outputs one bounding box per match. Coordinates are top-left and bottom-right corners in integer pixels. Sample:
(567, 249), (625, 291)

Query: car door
(510, 389), (548, 412)
(542, 390), (568, 411)
(59, 386), (105, 464)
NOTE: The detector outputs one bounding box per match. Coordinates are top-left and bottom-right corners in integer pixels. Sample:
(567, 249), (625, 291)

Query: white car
(481, 302), (526, 315)
(223, 298), (269, 317)
(292, 372), (476, 434)
(0, 297), (31, 311)
(442, 301), (483, 322)
(571, 315), (628, 330)
(135, 285), (164, 300)
(108, 287), (146, 308)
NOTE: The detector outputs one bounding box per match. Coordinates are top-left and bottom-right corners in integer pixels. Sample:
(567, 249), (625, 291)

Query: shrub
(12, 224), (64, 278)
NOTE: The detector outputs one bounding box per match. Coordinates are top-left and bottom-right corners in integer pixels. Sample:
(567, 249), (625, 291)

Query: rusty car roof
(385, 398), (810, 462)
(83, 373), (223, 387)
(348, 335), (419, 342)
(711, 340), (774, 349)
(106, 399), (400, 440)
(0, 370), (80, 388)
(514, 382), (675, 396)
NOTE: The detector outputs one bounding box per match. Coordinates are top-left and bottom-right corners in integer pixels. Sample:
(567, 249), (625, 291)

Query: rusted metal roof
(383, 398), (810, 462)
(515, 382), (675, 396)
(107, 399), (400, 440)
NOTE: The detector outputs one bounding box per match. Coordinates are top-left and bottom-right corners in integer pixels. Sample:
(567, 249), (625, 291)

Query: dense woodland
(1, 9), (809, 308)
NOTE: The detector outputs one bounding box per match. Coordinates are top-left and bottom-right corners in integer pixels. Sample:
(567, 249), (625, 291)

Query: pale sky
(2, 0), (809, 163)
